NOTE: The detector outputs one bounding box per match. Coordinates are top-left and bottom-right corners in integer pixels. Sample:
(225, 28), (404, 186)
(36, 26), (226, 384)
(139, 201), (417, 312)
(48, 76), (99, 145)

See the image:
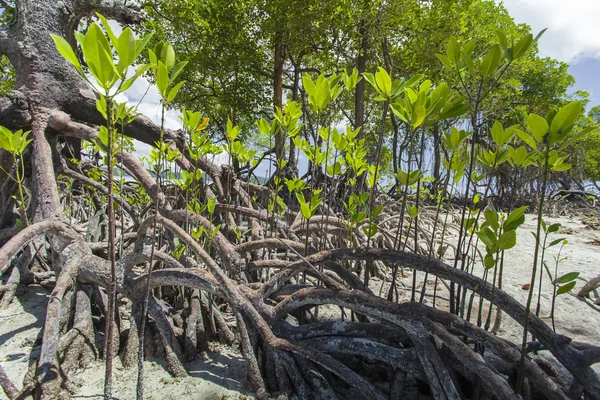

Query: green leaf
(514, 33), (533, 59)
(50, 34), (84, 75)
(479, 44), (501, 77)
(412, 105), (426, 128)
(515, 129), (537, 150)
(167, 80), (186, 102)
(97, 125), (109, 147)
(316, 75), (331, 110)
(557, 272), (579, 284)
(156, 42), (176, 71)
(96, 13), (118, 48)
(170, 61), (188, 82)
(484, 253), (496, 269)
(551, 163), (571, 172)
(409, 169), (421, 185)
(135, 33), (154, 59)
(117, 27), (136, 69)
(0, 126), (11, 151)
(484, 208), (499, 231)
(504, 206), (528, 231)
(509, 146), (528, 166)
(99, 45), (120, 84)
(362, 72), (378, 92)
(557, 126), (594, 152)
(439, 102), (469, 120)
(496, 30), (508, 50)
(407, 204), (418, 218)
(550, 101), (582, 137)
(362, 223), (378, 238)
(207, 198), (216, 214)
(375, 67), (392, 96)
(477, 227), (497, 250)
(96, 94), (108, 120)
(463, 52), (475, 74)
(556, 281), (576, 295)
(447, 37), (460, 63)
(85, 23), (115, 87)
(491, 121), (504, 146)
(302, 74), (316, 98)
(395, 169), (409, 185)
(300, 202), (311, 219)
(548, 238), (566, 247)
(463, 39), (476, 56)
(547, 223), (561, 233)
(82, 24), (103, 83)
(497, 230), (517, 250)
(534, 28), (547, 43)
(390, 102), (408, 123)
(327, 161), (342, 176)
(156, 60), (169, 96)
(527, 114), (548, 143)
(435, 54), (453, 70)
(372, 205), (383, 219)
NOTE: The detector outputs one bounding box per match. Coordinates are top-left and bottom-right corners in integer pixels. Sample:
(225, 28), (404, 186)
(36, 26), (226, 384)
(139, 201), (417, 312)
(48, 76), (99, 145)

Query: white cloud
(500, 0), (600, 63)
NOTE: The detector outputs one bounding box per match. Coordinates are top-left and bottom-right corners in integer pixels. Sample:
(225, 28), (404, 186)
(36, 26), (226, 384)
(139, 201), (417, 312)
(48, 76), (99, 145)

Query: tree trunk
(431, 124), (441, 194)
(354, 9), (368, 133)
(273, 30), (285, 167)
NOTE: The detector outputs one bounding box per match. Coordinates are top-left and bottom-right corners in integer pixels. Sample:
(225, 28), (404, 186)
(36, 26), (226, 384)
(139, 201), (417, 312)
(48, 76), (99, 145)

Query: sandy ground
(1, 214), (599, 399)
(0, 286), (248, 400)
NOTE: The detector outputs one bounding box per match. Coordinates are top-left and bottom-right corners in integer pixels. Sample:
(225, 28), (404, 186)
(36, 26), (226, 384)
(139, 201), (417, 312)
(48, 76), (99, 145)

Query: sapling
(51, 15), (153, 398)
(0, 127), (32, 226)
(363, 68), (424, 293)
(137, 40), (187, 400)
(515, 101), (591, 393)
(419, 128), (469, 303)
(542, 239), (577, 331)
(437, 30), (544, 314)
(387, 77), (468, 300)
(459, 121), (516, 318)
(298, 73), (342, 255)
(270, 101), (302, 233)
(475, 204), (527, 330)
(534, 219), (563, 317)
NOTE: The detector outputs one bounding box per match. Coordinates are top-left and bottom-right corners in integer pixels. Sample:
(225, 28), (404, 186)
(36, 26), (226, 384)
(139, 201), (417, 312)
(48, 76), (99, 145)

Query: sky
(499, 0), (600, 107)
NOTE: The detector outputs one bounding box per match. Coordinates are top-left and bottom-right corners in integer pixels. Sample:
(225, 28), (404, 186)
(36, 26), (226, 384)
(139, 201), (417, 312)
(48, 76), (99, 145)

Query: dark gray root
(0, 264), (20, 309)
(184, 289), (205, 358)
(0, 364), (19, 399)
(60, 286), (96, 372)
(235, 311), (267, 398)
(147, 297), (187, 377)
(200, 292), (235, 345)
(121, 299), (142, 369)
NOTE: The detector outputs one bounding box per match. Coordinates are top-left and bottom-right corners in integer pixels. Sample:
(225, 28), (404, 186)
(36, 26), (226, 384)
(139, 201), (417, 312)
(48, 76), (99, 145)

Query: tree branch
(72, 0), (142, 25)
